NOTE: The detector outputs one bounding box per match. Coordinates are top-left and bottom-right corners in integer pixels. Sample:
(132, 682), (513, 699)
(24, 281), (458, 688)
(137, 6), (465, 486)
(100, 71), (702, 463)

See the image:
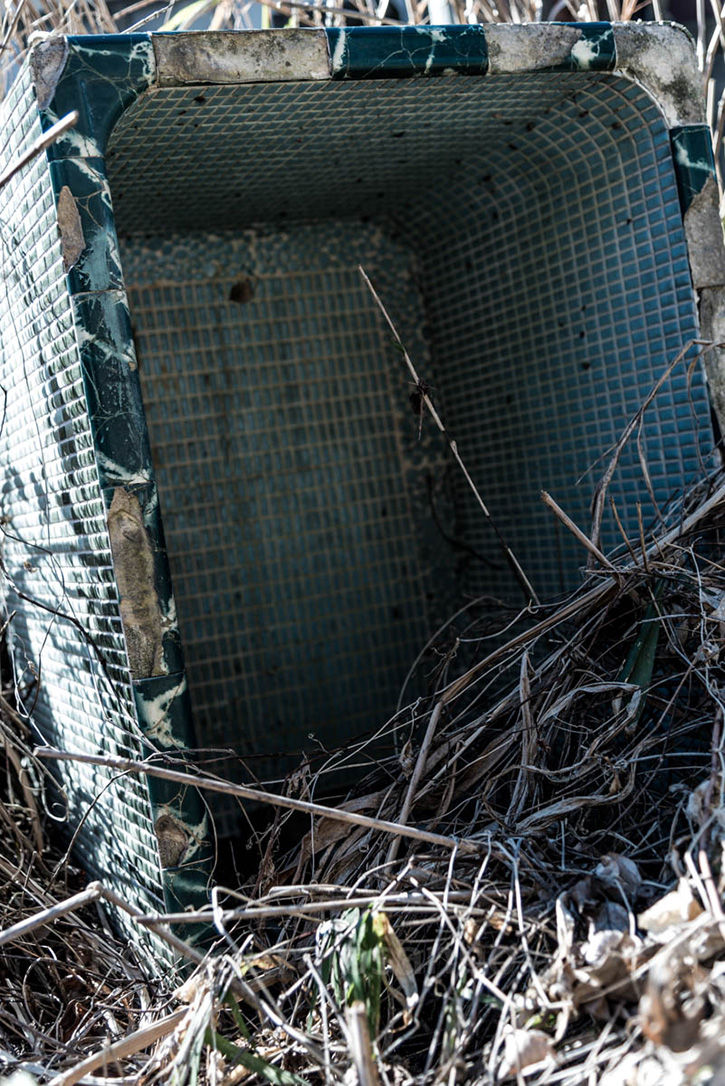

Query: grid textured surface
(0, 68), (167, 961)
(122, 227), (450, 805)
(109, 70), (710, 821)
(411, 75), (709, 596)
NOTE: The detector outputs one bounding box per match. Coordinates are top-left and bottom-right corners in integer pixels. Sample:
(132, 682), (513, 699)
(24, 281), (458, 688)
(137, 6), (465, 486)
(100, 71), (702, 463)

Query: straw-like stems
(48, 1010), (187, 1086)
(346, 1002), (381, 1086)
(8, 470), (725, 1082)
(34, 746), (487, 854)
(385, 701), (443, 866)
(588, 341), (710, 559)
(541, 490), (620, 576)
(0, 882), (104, 947)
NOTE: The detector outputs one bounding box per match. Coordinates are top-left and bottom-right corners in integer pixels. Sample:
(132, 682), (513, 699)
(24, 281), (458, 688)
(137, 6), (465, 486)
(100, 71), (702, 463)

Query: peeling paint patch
(698, 288), (725, 433)
(136, 673), (188, 747)
(684, 177), (725, 289)
(107, 487), (165, 679)
(671, 125), (716, 212)
(154, 811), (188, 867)
(485, 24), (613, 74)
(57, 185), (84, 271)
(95, 451), (152, 489)
(613, 24), (702, 128)
(330, 28), (346, 75)
(570, 37), (598, 70)
(486, 24), (579, 72)
(29, 37), (69, 110)
(153, 29), (330, 85)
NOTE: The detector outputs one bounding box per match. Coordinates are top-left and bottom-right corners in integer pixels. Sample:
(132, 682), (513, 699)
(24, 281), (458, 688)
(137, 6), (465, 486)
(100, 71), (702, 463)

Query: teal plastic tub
(0, 23), (722, 964)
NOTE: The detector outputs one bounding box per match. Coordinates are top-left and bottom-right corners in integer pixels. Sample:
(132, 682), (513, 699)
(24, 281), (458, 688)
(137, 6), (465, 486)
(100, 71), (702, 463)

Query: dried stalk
(346, 1002), (381, 1086)
(0, 111), (78, 192)
(34, 746), (486, 855)
(0, 882), (103, 947)
(48, 1010), (187, 1086)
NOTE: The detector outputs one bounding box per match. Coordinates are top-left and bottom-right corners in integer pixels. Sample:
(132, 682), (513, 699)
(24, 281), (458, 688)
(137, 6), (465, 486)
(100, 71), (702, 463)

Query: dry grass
(0, 700), (155, 1082)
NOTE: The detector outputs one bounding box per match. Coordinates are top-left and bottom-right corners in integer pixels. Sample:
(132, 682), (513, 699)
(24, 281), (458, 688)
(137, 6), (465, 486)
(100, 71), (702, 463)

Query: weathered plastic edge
(153, 27), (330, 84)
(27, 34), (212, 939)
(612, 22), (704, 128)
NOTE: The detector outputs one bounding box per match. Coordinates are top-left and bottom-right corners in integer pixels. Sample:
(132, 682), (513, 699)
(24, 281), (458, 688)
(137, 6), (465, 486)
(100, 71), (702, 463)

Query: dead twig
(0, 111), (78, 193)
(47, 1009), (187, 1086)
(541, 490), (620, 575)
(346, 1002), (381, 1086)
(359, 265), (539, 606)
(34, 746), (486, 855)
(386, 701), (443, 867)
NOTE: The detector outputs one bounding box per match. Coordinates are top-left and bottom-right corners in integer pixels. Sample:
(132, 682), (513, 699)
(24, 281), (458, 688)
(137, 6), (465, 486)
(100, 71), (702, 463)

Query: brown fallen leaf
(639, 955), (707, 1052)
(498, 1028), (556, 1079)
(293, 789), (388, 871)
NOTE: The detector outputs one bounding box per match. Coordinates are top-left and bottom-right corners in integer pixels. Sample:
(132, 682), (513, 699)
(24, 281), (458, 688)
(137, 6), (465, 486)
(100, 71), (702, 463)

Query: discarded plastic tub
(0, 23), (723, 964)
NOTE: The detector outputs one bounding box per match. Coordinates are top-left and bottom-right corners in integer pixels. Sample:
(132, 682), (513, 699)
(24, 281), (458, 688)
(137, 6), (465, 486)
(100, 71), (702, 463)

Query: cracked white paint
(139, 673), (188, 747)
(128, 38), (156, 85)
(160, 594), (177, 627)
(570, 37), (599, 70)
(330, 30), (346, 75)
(94, 449), (153, 488)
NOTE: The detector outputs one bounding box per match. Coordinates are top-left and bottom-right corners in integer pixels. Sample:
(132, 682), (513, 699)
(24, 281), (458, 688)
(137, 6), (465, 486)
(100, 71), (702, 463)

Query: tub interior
(108, 71), (708, 831)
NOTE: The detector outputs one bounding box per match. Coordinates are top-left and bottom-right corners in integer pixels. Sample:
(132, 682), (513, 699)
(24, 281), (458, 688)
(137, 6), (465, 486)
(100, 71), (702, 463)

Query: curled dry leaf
(555, 894), (576, 957)
(572, 930), (646, 1007)
(639, 954), (707, 1052)
(175, 971), (207, 1005)
(368, 911), (418, 1011)
(545, 924), (651, 1014)
(581, 928), (632, 967)
(594, 899), (631, 933)
(638, 878), (704, 938)
(686, 777), (725, 835)
(594, 853), (642, 900)
(567, 875), (596, 912)
(296, 789), (387, 867)
(399, 738), (415, 777)
(599, 1052), (672, 1086)
(498, 1028), (556, 1079)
